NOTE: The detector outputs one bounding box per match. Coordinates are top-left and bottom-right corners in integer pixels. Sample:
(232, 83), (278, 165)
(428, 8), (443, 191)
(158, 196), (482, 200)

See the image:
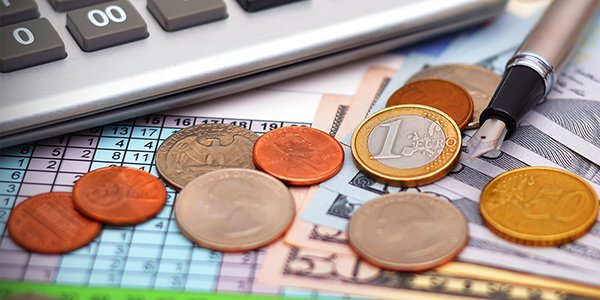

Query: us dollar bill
(258, 242), (600, 300)
(300, 139), (600, 285)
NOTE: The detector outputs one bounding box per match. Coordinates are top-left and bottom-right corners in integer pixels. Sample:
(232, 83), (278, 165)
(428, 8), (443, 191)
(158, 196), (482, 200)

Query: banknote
(526, 16), (600, 164)
(255, 69), (381, 298)
(334, 67), (395, 145)
(302, 140), (600, 285)
(411, 10), (600, 164)
(285, 204), (600, 298)
(258, 242), (599, 300)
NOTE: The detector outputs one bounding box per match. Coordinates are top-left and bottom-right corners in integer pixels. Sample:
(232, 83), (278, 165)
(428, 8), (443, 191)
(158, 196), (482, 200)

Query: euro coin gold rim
(351, 104), (461, 187)
(480, 167), (599, 246)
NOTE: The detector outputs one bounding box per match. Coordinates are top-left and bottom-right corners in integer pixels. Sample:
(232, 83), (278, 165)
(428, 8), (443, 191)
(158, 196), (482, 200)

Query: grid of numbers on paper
(0, 114), (308, 296)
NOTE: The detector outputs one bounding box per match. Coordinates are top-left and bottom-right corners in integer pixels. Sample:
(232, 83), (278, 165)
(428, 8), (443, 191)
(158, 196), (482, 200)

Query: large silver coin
(408, 64), (501, 129)
(175, 168), (295, 252)
(348, 192), (468, 271)
(156, 124), (259, 190)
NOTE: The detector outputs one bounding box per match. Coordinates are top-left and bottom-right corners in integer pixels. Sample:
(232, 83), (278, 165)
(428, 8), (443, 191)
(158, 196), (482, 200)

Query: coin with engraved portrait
(175, 168), (295, 252)
(480, 167), (598, 246)
(156, 124), (259, 190)
(347, 192), (468, 271)
(407, 64), (501, 129)
(8, 192), (102, 254)
(351, 104), (461, 187)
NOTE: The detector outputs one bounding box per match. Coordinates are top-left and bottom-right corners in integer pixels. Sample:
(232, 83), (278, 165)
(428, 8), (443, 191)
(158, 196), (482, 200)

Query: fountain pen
(466, 0), (600, 160)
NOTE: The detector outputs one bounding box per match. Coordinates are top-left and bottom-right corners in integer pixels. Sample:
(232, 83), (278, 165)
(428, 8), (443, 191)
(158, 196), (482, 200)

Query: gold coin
(175, 168), (295, 252)
(156, 124), (259, 190)
(407, 64), (501, 129)
(480, 167), (599, 246)
(351, 104), (461, 187)
(348, 192), (468, 271)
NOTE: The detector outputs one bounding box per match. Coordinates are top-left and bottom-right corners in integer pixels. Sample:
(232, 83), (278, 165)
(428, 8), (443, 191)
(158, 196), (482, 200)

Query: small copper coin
(8, 192), (101, 254)
(407, 64), (501, 129)
(253, 126), (344, 186)
(156, 123), (259, 190)
(175, 168), (295, 252)
(348, 192), (468, 271)
(385, 79), (474, 129)
(73, 166), (167, 225)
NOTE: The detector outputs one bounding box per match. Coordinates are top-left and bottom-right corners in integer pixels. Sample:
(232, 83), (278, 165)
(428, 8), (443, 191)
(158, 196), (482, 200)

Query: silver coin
(156, 124), (259, 190)
(408, 64), (501, 129)
(348, 192), (468, 271)
(175, 168), (295, 252)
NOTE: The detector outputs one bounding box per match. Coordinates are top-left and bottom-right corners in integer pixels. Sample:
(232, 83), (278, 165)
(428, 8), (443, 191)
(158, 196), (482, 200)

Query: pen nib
(466, 119), (507, 162)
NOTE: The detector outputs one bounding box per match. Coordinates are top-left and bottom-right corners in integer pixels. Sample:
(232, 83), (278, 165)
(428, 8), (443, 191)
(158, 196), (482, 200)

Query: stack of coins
(155, 123), (344, 252)
(351, 64), (501, 188)
(346, 63), (598, 272)
(8, 166), (167, 253)
(8, 122), (344, 254)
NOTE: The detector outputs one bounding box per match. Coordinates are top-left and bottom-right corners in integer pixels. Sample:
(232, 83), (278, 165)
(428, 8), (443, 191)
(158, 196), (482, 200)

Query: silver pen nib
(466, 118), (507, 162)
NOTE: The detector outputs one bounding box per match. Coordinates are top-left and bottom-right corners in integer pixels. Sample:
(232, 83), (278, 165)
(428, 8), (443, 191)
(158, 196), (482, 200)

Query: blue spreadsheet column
(118, 115), (168, 288)
(55, 127), (103, 285)
(91, 121), (135, 170)
(52, 127), (101, 192)
(0, 144), (34, 280)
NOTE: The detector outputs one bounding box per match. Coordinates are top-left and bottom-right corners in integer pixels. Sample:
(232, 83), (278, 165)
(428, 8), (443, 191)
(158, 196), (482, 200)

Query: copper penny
(407, 64), (501, 129)
(253, 126), (344, 186)
(175, 168), (295, 252)
(7, 192), (101, 254)
(348, 192), (468, 271)
(385, 78), (474, 129)
(73, 166), (167, 225)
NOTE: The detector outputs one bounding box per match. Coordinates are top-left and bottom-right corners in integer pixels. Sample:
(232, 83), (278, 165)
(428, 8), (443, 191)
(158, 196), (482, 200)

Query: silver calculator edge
(0, 0), (507, 148)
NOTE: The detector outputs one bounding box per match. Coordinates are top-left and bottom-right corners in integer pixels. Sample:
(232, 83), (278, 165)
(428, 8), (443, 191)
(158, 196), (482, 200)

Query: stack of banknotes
(255, 2), (600, 299)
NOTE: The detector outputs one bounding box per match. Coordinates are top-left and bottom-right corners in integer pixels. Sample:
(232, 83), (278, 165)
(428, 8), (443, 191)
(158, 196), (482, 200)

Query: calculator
(0, 0), (507, 147)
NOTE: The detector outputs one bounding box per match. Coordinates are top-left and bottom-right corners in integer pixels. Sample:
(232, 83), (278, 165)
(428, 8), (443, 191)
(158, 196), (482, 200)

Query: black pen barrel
(479, 66), (545, 138)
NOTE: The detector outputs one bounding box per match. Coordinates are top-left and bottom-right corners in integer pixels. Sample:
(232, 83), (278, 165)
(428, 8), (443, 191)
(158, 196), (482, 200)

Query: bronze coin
(348, 192), (468, 271)
(73, 166), (167, 225)
(156, 124), (259, 190)
(385, 78), (474, 129)
(253, 126), (344, 186)
(7, 192), (102, 254)
(407, 64), (501, 129)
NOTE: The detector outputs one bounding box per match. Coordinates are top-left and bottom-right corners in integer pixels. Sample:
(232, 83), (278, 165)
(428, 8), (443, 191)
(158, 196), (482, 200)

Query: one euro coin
(351, 104), (461, 187)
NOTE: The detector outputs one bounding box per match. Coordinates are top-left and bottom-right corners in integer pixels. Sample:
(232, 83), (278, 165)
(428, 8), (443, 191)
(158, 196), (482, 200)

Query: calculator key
(236, 0), (303, 12)
(0, 0), (40, 26)
(48, 0), (109, 12)
(66, 0), (148, 52)
(147, 0), (228, 32)
(0, 18), (67, 73)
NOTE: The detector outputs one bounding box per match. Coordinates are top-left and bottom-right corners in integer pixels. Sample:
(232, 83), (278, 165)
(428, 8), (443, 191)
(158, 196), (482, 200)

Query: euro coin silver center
(368, 116), (446, 169)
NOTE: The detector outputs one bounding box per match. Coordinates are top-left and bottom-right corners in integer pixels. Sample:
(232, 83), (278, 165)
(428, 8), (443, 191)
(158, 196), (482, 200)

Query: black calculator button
(0, 18), (67, 73)
(66, 0), (148, 52)
(48, 0), (110, 12)
(147, 0), (228, 32)
(236, 0), (304, 12)
(0, 0), (40, 26)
